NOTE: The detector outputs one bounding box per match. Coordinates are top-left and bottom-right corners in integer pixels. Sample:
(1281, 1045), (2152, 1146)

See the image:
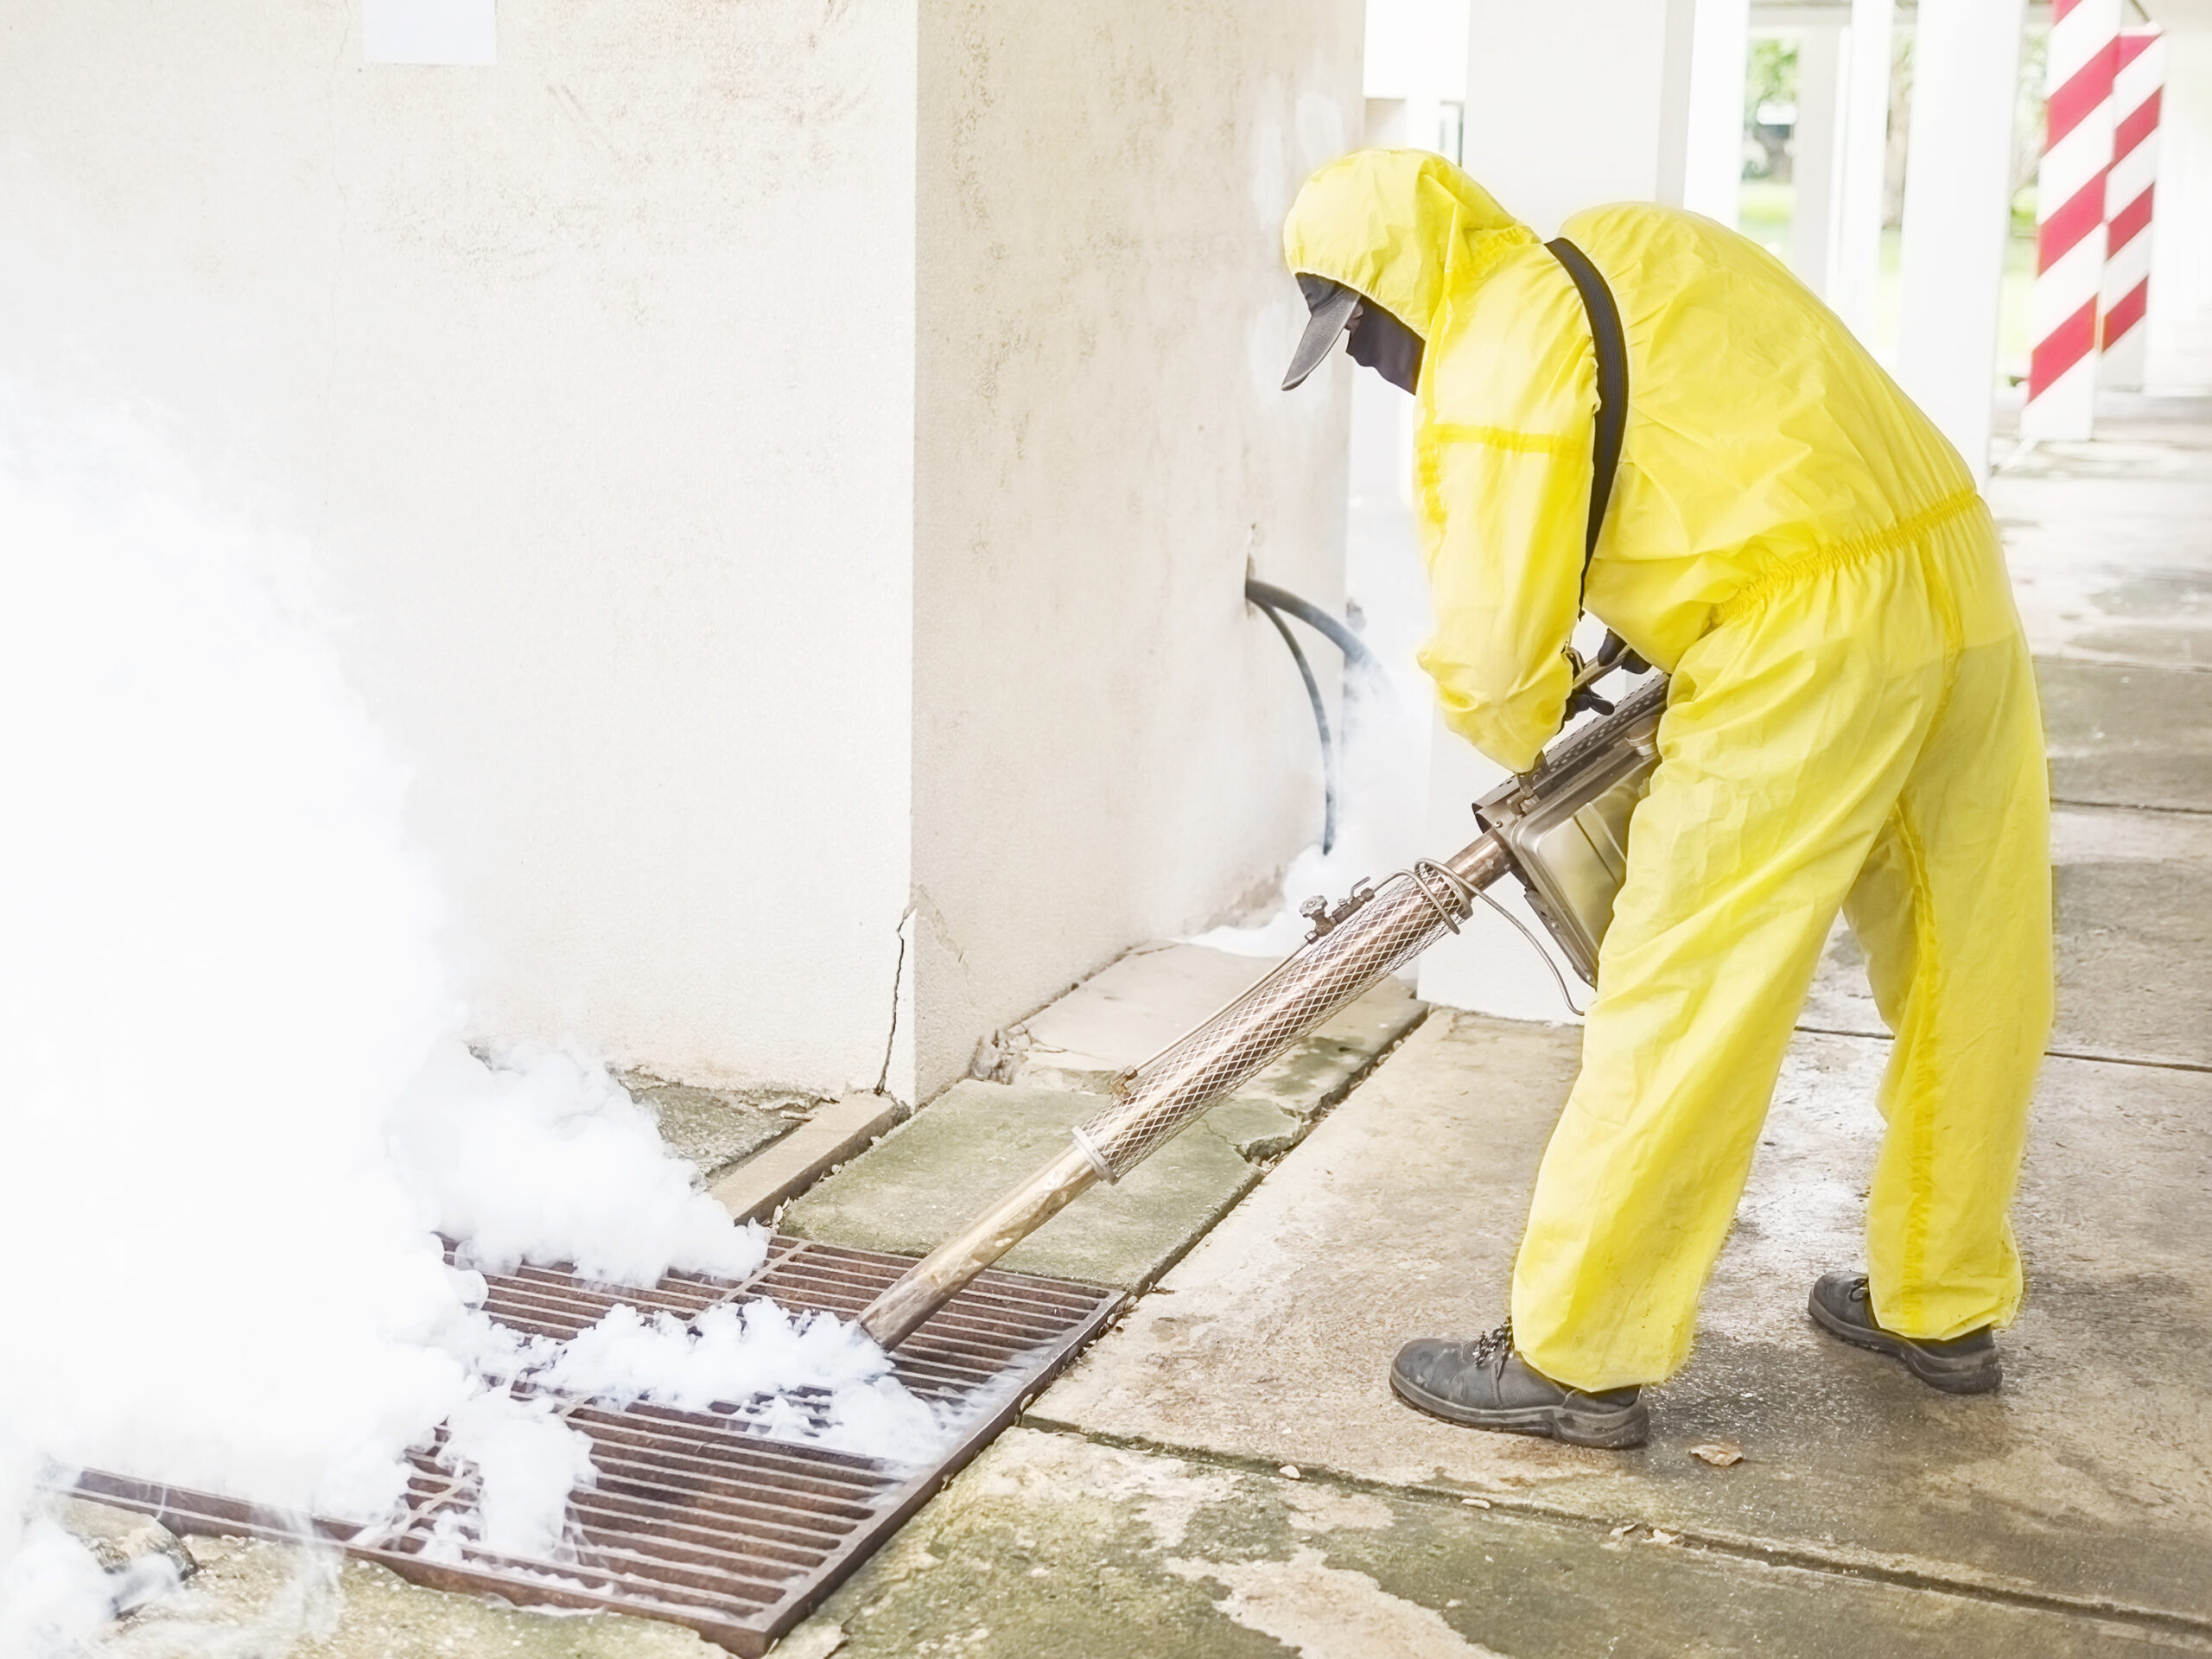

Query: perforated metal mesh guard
(1073, 859), (1487, 1179)
(67, 1237), (1120, 1656)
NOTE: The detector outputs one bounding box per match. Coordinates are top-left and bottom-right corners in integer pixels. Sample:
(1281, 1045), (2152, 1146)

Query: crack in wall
(875, 906), (915, 1098)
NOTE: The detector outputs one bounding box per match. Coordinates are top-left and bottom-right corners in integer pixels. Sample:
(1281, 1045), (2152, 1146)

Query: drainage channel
(68, 1236), (1122, 1656)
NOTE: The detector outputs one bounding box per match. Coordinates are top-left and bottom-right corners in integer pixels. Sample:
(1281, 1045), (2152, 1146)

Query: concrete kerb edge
(706, 1090), (909, 1224)
(1007, 1421), (2212, 1643)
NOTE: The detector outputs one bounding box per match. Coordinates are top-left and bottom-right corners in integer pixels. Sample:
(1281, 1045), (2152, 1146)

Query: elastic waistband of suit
(1713, 487), (1985, 626)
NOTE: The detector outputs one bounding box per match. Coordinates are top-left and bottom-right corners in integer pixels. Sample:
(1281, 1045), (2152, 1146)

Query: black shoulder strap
(1544, 237), (1627, 600)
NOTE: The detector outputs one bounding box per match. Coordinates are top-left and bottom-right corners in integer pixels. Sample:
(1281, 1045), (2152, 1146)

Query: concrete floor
(69, 401), (2212, 1654)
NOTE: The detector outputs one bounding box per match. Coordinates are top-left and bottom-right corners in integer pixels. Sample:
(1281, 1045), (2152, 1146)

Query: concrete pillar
(1461, 0), (1716, 232)
(1792, 22), (1848, 298)
(1663, 0), (1756, 226)
(2145, 27), (2212, 389)
(1896, 0), (2028, 480)
(909, 0), (1365, 1100)
(2100, 29), (2167, 391)
(0, 0), (1364, 1103)
(1832, 0), (1897, 337)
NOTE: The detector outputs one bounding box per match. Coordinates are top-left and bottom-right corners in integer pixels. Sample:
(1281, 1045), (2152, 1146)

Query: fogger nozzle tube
(1069, 839), (1510, 1179)
(856, 832), (1511, 1349)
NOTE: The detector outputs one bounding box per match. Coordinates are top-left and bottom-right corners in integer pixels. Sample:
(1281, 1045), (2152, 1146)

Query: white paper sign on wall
(364, 0), (496, 65)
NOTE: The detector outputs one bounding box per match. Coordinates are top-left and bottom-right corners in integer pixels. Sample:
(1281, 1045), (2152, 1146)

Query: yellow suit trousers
(1510, 498), (2053, 1392)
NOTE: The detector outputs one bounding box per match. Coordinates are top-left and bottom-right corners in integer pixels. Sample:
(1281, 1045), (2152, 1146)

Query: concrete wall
(1, 0), (1363, 1103)
(2146, 24), (2212, 389)
(0, 1), (917, 1096)
(911, 0), (1364, 1099)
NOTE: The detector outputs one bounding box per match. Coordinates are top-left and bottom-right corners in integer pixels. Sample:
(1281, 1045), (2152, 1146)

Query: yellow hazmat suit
(1284, 150), (2052, 1391)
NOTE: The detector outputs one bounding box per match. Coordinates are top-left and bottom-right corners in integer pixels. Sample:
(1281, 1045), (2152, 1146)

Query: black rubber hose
(1254, 600), (1339, 855)
(1243, 578), (1384, 683)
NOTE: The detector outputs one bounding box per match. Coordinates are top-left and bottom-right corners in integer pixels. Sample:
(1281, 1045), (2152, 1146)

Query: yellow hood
(1281, 149), (1533, 340)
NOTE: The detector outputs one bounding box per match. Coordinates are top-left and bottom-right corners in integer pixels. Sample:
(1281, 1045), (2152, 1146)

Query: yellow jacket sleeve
(1412, 244), (1599, 775)
(1415, 423), (1593, 775)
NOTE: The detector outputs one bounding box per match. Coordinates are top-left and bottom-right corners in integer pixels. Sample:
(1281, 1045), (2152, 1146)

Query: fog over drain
(67, 1238), (1119, 1656)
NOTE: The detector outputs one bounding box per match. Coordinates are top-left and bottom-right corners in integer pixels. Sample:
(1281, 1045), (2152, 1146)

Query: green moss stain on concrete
(622, 1074), (829, 1182)
(779, 1082), (1262, 1289)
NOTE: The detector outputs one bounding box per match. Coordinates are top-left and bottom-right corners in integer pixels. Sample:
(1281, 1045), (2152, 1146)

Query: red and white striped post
(2023, 0), (2121, 441)
(2100, 28), (2166, 391)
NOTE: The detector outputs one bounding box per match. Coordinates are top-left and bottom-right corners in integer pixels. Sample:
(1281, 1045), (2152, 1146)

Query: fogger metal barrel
(857, 676), (1669, 1349)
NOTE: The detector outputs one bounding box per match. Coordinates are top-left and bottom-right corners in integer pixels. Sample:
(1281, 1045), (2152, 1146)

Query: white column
(1462, 0), (1679, 232)
(1662, 0), (1755, 225)
(1895, 0), (2028, 481)
(1792, 22), (1847, 298)
(1831, 0), (1895, 336)
(2144, 27), (2212, 388)
(2021, 0), (2121, 442)
(2101, 29), (2168, 391)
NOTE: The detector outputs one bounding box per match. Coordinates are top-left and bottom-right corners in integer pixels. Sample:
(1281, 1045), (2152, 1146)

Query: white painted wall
(2145, 25), (2212, 389)
(1, 0), (1370, 1105)
(2, 0), (1369, 1106)
(0, 3), (923, 1096)
(908, 0), (1364, 1099)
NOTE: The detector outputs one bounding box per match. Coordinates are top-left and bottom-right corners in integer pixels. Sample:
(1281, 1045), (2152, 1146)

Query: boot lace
(1466, 1321), (1515, 1376)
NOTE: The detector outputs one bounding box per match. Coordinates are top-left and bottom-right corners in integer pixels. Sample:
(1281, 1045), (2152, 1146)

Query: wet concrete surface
(1999, 397), (2212, 677)
(996, 940), (1427, 1123)
(817, 1429), (2205, 1658)
(2039, 658), (2212, 812)
(1802, 803), (2212, 1067)
(1036, 1015), (2212, 1630)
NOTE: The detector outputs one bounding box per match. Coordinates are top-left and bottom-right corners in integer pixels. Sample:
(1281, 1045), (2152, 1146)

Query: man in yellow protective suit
(1280, 149), (2051, 1449)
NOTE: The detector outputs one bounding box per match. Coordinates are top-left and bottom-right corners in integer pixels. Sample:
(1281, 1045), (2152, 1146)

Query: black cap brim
(1281, 280), (1362, 391)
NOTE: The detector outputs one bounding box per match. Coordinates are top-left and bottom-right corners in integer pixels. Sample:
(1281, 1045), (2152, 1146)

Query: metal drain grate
(68, 1236), (1121, 1655)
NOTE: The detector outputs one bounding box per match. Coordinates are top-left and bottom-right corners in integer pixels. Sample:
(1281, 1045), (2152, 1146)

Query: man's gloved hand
(1561, 647), (1615, 719)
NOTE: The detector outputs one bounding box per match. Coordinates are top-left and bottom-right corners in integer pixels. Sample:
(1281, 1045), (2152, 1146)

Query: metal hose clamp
(1406, 859), (1474, 935)
(1069, 1123), (1117, 1184)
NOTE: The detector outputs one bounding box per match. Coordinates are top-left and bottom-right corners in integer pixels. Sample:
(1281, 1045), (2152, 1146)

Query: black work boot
(1808, 1273), (2001, 1395)
(1389, 1323), (1649, 1449)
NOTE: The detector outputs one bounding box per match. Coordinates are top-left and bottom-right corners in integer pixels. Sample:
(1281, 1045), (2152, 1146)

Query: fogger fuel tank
(856, 673), (1669, 1349)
